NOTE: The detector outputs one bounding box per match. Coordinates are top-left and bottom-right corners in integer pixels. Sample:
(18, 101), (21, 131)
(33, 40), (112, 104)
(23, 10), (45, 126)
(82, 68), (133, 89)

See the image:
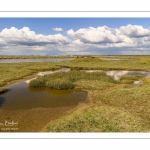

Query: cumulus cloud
(0, 27), (70, 47)
(1, 25), (150, 55)
(67, 25), (150, 49)
(52, 28), (64, 32)
(119, 24), (150, 38)
(67, 26), (126, 44)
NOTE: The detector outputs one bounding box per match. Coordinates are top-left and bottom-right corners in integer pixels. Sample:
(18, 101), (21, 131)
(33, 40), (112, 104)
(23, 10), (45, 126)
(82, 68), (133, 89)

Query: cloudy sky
(0, 18), (150, 55)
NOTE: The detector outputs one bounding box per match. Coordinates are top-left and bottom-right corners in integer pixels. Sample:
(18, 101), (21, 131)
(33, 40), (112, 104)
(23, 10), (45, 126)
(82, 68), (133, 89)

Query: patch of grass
(98, 82), (150, 130)
(44, 105), (145, 132)
(0, 62), (60, 88)
(46, 78), (75, 90)
(120, 75), (144, 84)
(75, 80), (115, 90)
(56, 56), (150, 71)
(29, 76), (48, 87)
(29, 71), (118, 90)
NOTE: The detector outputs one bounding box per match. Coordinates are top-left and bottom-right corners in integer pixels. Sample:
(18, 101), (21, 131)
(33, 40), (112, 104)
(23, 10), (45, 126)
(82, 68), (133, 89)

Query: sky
(0, 18), (150, 55)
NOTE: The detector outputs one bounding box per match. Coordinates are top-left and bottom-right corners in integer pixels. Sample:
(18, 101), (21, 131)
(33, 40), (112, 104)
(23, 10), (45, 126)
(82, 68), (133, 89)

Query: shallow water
(0, 58), (73, 63)
(0, 82), (88, 132)
(82, 70), (150, 80)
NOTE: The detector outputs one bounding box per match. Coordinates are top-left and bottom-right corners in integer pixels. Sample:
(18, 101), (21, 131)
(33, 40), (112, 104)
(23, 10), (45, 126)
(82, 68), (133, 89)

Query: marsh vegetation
(1, 55), (150, 132)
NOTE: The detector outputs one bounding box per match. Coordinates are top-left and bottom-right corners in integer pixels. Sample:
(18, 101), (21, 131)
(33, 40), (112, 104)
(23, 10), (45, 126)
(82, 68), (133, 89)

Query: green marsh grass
(120, 75), (145, 84)
(0, 62), (60, 90)
(46, 78), (75, 90)
(44, 105), (144, 132)
(29, 71), (119, 90)
(1, 56), (150, 132)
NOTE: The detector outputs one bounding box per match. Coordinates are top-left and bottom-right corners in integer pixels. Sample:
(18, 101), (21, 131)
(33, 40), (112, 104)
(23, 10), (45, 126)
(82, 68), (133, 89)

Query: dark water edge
(0, 82), (88, 132)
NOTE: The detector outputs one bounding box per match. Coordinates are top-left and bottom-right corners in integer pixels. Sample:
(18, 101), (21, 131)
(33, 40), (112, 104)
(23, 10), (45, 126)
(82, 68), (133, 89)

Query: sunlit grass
(1, 56), (150, 132)
(29, 71), (118, 90)
(120, 75), (145, 84)
(0, 62), (60, 89)
(44, 105), (145, 132)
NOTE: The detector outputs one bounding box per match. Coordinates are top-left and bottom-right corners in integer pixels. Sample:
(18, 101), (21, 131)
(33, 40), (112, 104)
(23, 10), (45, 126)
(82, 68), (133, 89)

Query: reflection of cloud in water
(82, 70), (150, 80)
(105, 71), (150, 80)
(105, 71), (129, 80)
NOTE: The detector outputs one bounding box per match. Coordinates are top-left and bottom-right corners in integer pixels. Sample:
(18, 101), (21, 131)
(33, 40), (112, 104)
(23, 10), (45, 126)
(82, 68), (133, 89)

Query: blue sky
(0, 18), (150, 55)
(1, 18), (150, 34)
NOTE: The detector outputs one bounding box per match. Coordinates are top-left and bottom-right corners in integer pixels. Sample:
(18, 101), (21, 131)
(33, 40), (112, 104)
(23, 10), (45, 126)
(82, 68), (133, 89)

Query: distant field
(0, 55), (74, 59)
(1, 55), (150, 132)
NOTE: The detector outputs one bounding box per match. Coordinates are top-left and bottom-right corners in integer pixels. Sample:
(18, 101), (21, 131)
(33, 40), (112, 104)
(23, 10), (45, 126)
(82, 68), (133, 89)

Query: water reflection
(104, 70), (150, 80)
(0, 82), (88, 110)
(82, 70), (150, 80)
(29, 86), (74, 96)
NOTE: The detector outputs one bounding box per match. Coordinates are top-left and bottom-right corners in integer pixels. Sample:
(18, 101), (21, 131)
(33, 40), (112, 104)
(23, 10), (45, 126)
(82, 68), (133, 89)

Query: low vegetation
(56, 56), (150, 71)
(120, 75), (144, 84)
(0, 62), (60, 89)
(1, 55), (150, 132)
(29, 71), (118, 90)
(46, 78), (75, 90)
(44, 105), (144, 132)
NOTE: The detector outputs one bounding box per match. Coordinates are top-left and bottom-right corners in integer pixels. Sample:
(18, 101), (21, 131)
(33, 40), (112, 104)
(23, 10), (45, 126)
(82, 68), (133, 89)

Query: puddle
(131, 80), (143, 88)
(0, 82), (88, 132)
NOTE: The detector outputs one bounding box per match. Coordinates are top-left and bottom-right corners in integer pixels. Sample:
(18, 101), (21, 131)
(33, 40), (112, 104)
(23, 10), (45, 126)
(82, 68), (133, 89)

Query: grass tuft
(46, 78), (75, 90)
(29, 71), (118, 90)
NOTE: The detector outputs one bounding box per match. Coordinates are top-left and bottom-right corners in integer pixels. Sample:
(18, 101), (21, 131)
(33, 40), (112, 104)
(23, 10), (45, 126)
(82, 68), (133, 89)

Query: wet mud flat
(0, 82), (88, 132)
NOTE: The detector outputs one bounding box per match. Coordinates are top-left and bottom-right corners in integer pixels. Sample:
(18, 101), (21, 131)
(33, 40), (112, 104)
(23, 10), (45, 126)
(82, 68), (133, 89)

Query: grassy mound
(29, 77), (48, 87)
(46, 78), (75, 90)
(29, 71), (118, 90)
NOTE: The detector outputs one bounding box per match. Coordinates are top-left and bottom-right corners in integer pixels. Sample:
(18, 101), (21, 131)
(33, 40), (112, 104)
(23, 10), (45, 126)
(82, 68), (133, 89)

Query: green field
(1, 56), (150, 132)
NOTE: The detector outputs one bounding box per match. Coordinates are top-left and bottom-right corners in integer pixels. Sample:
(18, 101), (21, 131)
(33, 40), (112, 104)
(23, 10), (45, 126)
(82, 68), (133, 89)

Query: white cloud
(0, 27), (70, 47)
(67, 26), (126, 44)
(52, 28), (64, 32)
(67, 25), (150, 51)
(119, 24), (150, 38)
(1, 25), (150, 55)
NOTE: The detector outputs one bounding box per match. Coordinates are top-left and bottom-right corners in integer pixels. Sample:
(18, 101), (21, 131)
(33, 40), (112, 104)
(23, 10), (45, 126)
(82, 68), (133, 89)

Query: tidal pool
(0, 82), (88, 132)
